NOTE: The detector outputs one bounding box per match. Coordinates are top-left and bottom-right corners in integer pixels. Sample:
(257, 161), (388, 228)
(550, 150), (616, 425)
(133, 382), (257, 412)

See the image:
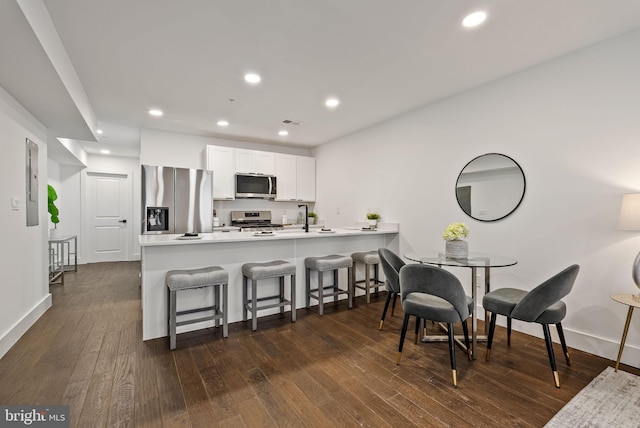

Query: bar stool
(242, 260), (296, 331)
(166, 266), (228, 350)
(305, 254), (353, 315)
(351, 250), (384, 304)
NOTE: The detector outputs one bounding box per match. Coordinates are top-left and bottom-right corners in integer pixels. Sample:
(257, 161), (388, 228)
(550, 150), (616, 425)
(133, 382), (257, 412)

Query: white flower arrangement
(442, 222), (469, 241)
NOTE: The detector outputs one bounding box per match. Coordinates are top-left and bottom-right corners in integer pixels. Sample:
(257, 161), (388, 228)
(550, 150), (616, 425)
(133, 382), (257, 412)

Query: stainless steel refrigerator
(141, 165), (213, 234)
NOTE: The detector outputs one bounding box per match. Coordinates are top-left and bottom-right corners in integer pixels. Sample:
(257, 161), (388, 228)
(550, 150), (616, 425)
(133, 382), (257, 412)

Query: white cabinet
(275, 154), (315, 202)
(275, 154), (297, 201)
(205, 145), (235, 199)
(296, 156), (316, 202)
(207, 146), (314, 202)
(235, 149), (275, 175)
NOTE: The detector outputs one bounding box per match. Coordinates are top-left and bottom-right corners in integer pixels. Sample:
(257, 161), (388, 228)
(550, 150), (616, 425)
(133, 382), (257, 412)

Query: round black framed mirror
(455, 153), (526, 222)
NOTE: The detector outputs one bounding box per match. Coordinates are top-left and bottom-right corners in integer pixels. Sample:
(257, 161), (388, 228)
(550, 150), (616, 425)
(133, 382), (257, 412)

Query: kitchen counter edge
(139, 224), (399, 247)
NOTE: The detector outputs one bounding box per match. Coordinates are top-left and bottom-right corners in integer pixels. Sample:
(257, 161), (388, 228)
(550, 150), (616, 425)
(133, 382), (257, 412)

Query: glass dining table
(404, 252), (517, 359)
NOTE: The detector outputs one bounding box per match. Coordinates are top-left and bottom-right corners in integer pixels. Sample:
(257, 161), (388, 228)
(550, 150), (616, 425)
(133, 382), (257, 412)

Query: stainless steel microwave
(235, 173), (277, 199)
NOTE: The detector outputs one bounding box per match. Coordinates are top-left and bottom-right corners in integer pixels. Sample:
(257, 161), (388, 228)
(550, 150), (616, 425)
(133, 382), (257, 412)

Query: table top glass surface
(404, 252), (517, 268)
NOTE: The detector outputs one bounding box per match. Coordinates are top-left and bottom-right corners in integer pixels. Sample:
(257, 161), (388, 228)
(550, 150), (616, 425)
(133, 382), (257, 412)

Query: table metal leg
(615, 306), (634, 372)
(471, 267), (477, 359)
(484, 266), (491, 334)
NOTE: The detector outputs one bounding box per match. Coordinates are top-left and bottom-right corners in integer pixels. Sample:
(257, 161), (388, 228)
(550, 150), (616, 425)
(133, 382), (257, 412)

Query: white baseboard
(0, 294), (52, 359)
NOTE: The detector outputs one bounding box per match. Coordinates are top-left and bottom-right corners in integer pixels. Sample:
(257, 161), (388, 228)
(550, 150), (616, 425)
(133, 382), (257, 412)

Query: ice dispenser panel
(146, 207), (169, 232)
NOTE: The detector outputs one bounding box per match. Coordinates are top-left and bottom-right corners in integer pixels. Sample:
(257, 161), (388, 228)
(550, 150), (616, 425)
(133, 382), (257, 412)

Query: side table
(48, 235), (78, 285)
(610, 293), (640, 372)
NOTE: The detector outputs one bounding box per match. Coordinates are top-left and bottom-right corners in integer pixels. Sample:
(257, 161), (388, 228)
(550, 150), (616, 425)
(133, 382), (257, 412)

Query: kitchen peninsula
(140, 224), (399, 340)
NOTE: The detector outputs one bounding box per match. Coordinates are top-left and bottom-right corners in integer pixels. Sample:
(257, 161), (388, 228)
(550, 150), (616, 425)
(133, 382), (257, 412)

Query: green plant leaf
(48, 184), (60, 224)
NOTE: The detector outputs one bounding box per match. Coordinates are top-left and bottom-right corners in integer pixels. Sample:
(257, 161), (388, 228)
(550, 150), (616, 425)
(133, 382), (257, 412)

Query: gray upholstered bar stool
(305, 254), (353, 315)
(166, 266), (228, 350)
(351, 250), (384, 304)
(242, 260), (296, 331)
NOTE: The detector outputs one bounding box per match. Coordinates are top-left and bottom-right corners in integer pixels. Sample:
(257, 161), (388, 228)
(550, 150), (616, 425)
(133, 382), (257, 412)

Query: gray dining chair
(482, 264), (580, 388)
(377, 248), (405, 330)
(396, 263), (472, 386)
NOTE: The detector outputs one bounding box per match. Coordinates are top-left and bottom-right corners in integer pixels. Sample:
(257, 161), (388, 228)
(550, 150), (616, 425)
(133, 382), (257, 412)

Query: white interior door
(86, 172), (130, 263)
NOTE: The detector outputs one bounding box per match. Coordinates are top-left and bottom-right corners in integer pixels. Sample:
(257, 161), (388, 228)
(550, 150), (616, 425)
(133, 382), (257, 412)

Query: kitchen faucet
(298, 204), (309, 232)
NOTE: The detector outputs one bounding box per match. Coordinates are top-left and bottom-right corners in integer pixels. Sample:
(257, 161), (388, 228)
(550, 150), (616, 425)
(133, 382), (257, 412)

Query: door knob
(119, 219), (127, 223)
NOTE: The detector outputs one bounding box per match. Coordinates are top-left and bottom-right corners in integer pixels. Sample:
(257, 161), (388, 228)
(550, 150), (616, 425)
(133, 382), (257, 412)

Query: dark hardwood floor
(1, 261), (637, 427)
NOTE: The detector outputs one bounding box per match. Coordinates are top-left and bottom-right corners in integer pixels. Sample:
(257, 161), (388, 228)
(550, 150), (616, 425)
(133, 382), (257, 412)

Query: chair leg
(290, 274), (296, 323)
(214, 284), (220, 328)
(414, 317), (421, 344)
(374, 264), (380, 295)
(380, 291), (392, 330)
(447, 323), (457, 386)
(351, 265), (356, 304)
(397, 313), (410, 364)
(486, 312), (497, 362)
(542, 324), (560, 388)
(242, 275), (248, 322)
(362, 263), (370, 304)
(461, 318), (472, 361)
(347, 267), (353, 309)
(222, 282), (228, 338)
(318, 271), (324, 316)
(556, 323), (571, 366)
(251, 278), (258, 331)
(279, 276), (285, 315)
(305, 268), (311, 308)
(169, 289), (177, 350)
(391, 292), (398, 317)
(333, 269), (339, 303)
(507, 317), (512, 346)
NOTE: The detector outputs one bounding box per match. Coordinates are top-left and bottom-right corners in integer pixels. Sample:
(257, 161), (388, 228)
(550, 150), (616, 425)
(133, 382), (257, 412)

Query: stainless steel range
(230, 211), (284, 232)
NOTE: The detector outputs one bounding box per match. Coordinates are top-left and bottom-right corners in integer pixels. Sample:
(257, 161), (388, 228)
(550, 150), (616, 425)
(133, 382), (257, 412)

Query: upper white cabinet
(296, 156), (316, 202)
(235, 149), (276, 175)
(205, 145), (235, 199)
(275, 154), (315, 202)
(207, 145), (314, 202)
(275, 154), (297, 201)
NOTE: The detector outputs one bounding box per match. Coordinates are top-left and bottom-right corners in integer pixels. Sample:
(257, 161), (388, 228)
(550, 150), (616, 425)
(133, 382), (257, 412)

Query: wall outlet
(11, 196), (19, 211)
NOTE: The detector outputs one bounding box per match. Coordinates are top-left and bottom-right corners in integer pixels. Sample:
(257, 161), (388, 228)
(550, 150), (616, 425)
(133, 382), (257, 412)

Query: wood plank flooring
(1, 261), (638, 427)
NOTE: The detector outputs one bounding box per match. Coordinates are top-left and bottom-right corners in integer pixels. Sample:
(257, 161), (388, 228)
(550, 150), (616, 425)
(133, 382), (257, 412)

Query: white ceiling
(3, 0), (640, 159)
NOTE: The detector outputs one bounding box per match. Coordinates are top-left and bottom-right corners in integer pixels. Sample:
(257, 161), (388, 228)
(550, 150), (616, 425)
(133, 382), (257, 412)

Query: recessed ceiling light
(148, 109), (163, 117)
(278, 130), (289, 136)
(217, 120), (229, 127)
(96, 129), (103, 135)
(325, 98), (340, 108)
(100, 149), (110, 154)
(244, 73), (261, 84)
(462, 11), (487, 28)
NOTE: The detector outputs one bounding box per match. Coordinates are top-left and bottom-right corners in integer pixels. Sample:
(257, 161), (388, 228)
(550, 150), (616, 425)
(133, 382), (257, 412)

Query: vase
(50, 228), (63, 239)
(368, 219), (378, 229)
(445, 239), (468, 259)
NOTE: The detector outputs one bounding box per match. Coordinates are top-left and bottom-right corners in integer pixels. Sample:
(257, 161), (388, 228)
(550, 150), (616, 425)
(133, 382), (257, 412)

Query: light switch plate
(11, 196), (19, 210)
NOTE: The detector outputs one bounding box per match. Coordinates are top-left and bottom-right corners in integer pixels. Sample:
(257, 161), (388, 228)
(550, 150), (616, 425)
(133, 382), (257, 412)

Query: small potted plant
(48, 184), (61, 238)
(442, 222), (469, 259)
(367, 212), (381, 228)
(308, 211), (318, 225)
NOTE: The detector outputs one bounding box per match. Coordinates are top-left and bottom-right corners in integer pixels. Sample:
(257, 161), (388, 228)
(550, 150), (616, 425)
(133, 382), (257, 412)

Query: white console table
(48, 235), (77, 285)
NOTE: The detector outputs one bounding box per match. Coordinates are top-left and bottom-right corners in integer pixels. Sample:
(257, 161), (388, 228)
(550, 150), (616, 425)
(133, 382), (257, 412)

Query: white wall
(315, 28), (640, 367)
(0, 87), (51, 358)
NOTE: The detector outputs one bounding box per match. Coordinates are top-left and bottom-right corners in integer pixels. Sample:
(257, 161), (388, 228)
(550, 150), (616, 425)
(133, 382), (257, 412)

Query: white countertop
(139, 224), (399, 247)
